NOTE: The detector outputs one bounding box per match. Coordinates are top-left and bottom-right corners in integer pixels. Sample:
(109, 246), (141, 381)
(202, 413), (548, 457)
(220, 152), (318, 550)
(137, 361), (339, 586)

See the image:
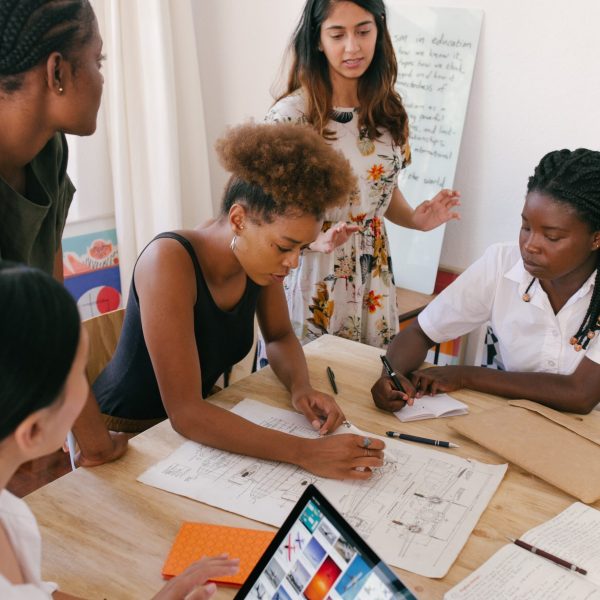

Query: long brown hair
(277, 0), (409, 146)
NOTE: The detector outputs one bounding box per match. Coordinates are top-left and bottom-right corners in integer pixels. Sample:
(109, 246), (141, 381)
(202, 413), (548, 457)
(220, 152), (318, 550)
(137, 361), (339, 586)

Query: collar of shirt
(504, 256), (596, 310)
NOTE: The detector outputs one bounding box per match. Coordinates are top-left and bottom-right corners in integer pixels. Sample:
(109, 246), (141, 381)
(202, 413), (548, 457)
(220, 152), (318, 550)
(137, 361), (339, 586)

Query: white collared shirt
(418, 242), (600, 380)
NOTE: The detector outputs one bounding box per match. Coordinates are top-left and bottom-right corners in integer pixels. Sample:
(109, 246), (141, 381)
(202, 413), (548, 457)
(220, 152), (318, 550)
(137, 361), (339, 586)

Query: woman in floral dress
(267, 0), (461, 350)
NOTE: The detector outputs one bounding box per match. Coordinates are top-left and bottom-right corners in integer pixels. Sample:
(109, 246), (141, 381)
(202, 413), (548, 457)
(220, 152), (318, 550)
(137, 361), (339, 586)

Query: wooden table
(26, 335), (599, 599)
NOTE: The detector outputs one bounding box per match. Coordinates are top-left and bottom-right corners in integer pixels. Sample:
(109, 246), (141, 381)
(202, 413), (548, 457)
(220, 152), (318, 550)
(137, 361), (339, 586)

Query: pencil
(507, 537), (588, 575)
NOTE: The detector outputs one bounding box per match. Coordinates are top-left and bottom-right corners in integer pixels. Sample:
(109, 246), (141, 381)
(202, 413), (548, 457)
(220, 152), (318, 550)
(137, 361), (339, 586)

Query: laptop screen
(235, 484), (417, 599)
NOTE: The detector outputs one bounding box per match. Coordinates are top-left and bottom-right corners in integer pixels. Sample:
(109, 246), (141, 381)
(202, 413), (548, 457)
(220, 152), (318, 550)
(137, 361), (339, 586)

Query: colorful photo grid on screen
(239, 486), (416, 600)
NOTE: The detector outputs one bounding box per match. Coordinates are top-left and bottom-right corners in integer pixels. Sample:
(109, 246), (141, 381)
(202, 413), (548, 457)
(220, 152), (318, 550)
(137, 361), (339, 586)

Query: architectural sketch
(138, 399), (506, 577)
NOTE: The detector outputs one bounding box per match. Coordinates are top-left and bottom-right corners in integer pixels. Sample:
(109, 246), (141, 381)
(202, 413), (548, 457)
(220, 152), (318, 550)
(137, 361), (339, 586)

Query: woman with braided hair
(94, 122), (387, 480)
(372, 148), (600, 415)
(0, 0), (127, 466)
(0, 0), (103, 274)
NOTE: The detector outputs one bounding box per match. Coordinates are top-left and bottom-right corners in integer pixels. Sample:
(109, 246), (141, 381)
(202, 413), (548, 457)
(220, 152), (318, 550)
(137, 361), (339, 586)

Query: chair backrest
(83, 309), (125, 383)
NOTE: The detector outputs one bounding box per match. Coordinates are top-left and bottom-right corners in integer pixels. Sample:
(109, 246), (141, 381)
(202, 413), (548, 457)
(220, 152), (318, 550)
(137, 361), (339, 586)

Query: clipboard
(449, 402), (600, 503)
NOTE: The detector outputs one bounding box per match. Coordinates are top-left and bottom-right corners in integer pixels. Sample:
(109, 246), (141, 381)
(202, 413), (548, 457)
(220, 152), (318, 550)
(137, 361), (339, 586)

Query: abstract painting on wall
(62, 228), (122, 320)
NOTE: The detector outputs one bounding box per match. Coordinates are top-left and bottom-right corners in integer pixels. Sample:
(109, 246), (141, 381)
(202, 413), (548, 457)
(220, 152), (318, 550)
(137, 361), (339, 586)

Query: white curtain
(89, 0), (213, 295)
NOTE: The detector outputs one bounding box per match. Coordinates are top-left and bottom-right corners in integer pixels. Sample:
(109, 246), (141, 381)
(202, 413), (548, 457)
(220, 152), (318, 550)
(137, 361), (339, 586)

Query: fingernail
(312, 420), (321, 430)
(204, 582), (217, 593)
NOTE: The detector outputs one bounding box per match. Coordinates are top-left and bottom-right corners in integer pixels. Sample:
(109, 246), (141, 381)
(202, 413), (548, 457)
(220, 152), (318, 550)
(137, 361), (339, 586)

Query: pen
(386, 431), (459, 449)
(326, 366), (338, 394)
(380, 355), (404, 392)
(507, 537), (588, 575)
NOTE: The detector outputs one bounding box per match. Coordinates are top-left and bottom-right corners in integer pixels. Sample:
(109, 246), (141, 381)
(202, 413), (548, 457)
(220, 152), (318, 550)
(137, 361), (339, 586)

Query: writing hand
(371, 372), (416, 412)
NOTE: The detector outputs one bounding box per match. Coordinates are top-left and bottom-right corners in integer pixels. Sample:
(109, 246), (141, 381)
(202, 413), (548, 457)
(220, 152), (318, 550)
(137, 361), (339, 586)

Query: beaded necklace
(521, 276), (597, 351)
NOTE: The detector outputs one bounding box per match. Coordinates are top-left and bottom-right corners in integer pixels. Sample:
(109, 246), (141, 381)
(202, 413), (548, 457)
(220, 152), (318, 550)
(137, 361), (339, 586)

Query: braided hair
(527, 148), (600, 351)
(0, 0), (94, 94)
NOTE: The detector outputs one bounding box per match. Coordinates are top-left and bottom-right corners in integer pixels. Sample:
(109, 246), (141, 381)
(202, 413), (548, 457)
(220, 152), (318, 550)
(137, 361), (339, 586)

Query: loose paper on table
(138, 399), (506, 578)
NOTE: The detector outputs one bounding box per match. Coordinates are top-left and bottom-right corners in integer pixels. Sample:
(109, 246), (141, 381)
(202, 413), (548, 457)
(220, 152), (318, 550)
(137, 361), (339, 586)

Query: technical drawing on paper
(138, 399), (506, 577)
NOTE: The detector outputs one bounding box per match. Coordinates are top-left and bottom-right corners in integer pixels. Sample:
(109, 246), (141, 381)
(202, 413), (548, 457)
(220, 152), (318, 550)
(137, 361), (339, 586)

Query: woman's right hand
(152, 555), (239, 600)
(298, 434), (385, 479)
(371, 373), (416, 413)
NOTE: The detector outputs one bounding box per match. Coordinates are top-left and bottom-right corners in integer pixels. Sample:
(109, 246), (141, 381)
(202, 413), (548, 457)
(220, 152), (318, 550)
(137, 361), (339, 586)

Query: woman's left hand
(410, 365), (469, 395)
(412, 189), (461, 231)
(291, 386), (345, 435)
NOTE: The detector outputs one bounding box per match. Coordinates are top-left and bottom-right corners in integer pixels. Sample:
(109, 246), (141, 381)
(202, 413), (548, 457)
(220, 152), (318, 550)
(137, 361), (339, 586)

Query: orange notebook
(162, 522), (275, 587)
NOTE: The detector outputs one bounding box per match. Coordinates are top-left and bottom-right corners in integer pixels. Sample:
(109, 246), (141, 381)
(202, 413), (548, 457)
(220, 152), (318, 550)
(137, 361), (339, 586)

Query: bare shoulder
(135, 230), (199, 301)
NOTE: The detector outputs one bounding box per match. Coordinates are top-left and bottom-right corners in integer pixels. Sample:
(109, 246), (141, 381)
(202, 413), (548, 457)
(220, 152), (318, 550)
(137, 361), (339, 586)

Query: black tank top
(94, 232), (260, 420)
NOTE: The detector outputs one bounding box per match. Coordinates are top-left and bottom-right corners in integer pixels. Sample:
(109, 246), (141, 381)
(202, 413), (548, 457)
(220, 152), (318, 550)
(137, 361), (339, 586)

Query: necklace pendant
(522, 293), (531, 302)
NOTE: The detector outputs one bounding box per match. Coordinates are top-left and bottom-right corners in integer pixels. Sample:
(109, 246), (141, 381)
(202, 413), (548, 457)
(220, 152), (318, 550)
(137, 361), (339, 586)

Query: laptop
(235, 484), (417, 599)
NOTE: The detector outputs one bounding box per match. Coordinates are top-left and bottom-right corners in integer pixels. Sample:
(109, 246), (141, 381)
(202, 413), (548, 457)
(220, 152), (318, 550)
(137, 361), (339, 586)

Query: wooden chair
(83, 308), (125, 383)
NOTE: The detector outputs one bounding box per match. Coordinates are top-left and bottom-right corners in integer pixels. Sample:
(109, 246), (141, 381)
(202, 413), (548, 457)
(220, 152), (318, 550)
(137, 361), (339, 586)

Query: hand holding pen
(371, 356), (415, 412)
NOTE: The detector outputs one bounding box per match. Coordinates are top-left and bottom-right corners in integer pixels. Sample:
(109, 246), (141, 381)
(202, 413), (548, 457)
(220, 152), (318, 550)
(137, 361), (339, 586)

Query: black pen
(386, 431), (459, 448)
(380, 355), (404, 392)
(326, 366), (338, 394)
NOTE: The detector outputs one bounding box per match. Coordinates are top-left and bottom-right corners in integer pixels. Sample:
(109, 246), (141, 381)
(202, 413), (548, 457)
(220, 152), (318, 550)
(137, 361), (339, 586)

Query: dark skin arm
(55, 244), (128, 465)
(257, 281), (344, 434)
(135, 239), (384, 480)
(372, 320), (600, 415)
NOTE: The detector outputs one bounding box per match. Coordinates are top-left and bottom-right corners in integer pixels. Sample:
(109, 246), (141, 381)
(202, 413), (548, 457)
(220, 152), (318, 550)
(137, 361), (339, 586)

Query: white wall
(192, 0), (600, 270)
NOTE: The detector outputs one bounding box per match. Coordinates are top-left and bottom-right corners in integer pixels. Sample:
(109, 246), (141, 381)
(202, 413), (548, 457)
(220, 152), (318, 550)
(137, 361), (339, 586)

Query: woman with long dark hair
(269, 0), (460, 349)
(0, 262), (239, 598)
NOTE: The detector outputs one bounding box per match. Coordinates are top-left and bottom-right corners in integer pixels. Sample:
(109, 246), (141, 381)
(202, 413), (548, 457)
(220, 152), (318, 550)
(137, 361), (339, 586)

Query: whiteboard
(386, 5), (483, 293)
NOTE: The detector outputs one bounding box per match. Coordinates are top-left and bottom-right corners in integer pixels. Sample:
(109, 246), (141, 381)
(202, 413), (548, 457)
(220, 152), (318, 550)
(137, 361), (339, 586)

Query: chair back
(83, 309), (125, 383)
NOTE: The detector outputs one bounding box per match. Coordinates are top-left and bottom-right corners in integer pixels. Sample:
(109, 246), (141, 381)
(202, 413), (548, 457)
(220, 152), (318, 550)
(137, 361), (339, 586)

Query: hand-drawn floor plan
(138, 399), (506, 577)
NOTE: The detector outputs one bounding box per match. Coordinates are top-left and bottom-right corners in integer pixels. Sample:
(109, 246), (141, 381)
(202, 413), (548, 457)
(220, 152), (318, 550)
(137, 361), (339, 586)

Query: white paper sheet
(394, 393), (468, 422)
(138, 399), (506, 577)
(445, 503), (600, 598)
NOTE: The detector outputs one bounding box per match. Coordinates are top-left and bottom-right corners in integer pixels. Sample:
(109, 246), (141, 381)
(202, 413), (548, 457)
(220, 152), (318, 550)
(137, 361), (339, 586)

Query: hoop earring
(230, 235), (237, 252)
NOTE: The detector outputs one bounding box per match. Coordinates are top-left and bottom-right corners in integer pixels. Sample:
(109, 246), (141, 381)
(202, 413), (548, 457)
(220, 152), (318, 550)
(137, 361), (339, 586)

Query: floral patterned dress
(266, 92), (411, 349)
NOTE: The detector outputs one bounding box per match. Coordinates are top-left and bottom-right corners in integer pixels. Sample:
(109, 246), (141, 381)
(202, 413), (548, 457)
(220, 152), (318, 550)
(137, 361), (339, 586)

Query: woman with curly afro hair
(93, 122), (387, 480)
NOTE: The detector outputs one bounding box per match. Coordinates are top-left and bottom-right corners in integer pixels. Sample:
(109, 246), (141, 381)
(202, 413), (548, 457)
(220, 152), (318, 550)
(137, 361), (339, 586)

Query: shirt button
(547, 360), (556, 367)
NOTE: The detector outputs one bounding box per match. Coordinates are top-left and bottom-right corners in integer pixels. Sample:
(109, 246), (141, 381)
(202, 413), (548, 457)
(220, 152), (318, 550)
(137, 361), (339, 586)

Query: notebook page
(394, 394), (468, 422)
(521, 502), (600, 586)
(444, 543), (600, 599)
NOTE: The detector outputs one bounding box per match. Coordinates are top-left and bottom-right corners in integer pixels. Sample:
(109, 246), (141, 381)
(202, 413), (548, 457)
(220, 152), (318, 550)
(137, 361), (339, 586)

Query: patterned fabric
(480, 325), (505, 370)
(266, 93), (410, 348)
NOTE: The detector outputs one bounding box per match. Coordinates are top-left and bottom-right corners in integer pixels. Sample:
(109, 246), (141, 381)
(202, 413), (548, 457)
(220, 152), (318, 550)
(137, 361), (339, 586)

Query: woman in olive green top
(0, 0), (126, 466)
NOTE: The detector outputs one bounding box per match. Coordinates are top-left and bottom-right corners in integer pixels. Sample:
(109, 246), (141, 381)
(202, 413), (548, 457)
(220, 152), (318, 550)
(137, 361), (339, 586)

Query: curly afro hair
(216, 121), (356, 221)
